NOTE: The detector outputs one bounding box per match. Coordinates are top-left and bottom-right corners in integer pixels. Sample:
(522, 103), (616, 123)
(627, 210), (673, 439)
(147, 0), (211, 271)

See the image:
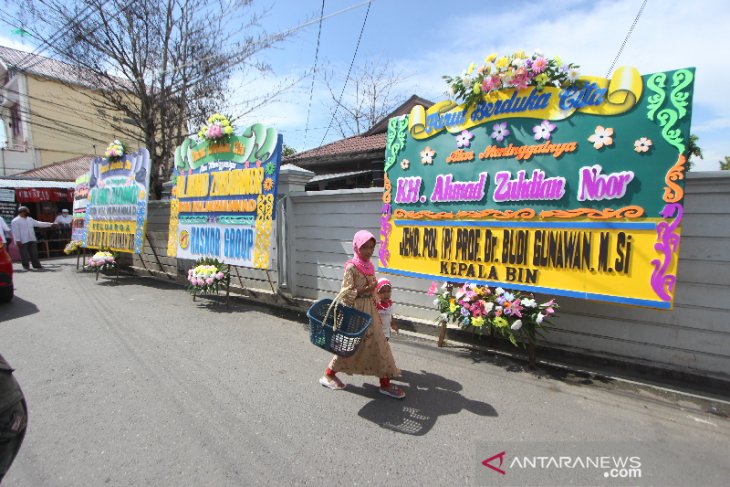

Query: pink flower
(427, 282), (438, 296)
(482, 75), (501, 92)
(532, 57), (548, 73)
(216, 272), (225, 280)
(206, 123), (223, 139)
(533, 120), (556, 141)
(491, 122), (510, 142)
(206, 277), (214, 285)
(455, 130), (474, 148)
(545, 307), (555, 315)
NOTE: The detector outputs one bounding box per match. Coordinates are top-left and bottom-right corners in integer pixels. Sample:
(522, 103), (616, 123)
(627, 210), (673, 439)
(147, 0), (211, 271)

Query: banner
(379, 67), (695, 309)
(167, 124), (283, 268)
(84, 148), (151, 253)
(0, 188), (14, 225)
(72, 173), (90, 242)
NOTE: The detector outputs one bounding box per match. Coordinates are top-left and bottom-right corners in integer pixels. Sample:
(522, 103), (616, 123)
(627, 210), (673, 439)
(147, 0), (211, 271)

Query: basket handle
(323, 288), (350, 332)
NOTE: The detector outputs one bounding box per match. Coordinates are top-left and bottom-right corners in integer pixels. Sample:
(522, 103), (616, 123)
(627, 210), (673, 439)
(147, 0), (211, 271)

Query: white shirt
(0, 218), (10, 244)
(377, 305), (394, 339)
(11, 215), (53, 244)
(54, 213), (73, 225)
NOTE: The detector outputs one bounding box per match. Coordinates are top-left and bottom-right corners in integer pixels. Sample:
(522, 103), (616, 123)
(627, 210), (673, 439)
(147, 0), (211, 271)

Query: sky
(1, 0), (728, 171)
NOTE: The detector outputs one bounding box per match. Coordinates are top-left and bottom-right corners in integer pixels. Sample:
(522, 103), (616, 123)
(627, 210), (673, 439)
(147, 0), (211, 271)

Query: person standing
(0, 218), (10, 246)
(0, 353), (28, 483)
(11, 206), (54, 270)
(53, 209), (72, 227)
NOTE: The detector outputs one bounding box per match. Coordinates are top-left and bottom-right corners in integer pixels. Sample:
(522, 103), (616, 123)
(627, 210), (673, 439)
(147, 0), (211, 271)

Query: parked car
(0, 241), (13, 303)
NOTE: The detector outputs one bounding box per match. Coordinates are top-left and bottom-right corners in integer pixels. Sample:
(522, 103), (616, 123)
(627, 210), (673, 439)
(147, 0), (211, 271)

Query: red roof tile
(14, 155), (93, 181)
(285, 132), (386, 165)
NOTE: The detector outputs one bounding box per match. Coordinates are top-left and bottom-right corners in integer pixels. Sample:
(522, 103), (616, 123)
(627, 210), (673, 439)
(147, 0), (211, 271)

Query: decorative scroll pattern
(651, 203), (683, 302)
(645, 72), (666, 121)
(670, 69), (693, 119)
(539, 206), (644, 220)
(647, 69), (693, 156)
(457, 208), (536, 220)
(393, 209), (455, 220)
(382, 173), (392, 204)
(379, 174), (393, 266)
(663, 154), (687, 203)
(253, 194), (274, 268)
(167, 198), (179, 257)
(656, 109), (685, 154)
(384, 116), (409, 174)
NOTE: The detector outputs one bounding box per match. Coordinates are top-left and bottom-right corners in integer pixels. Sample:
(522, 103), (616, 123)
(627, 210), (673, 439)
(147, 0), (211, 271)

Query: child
(319, 230), (405, 399)
(376, 278), (399, 341)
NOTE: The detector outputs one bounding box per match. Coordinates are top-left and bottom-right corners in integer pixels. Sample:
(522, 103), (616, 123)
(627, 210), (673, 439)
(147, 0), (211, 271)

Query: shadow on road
(463, 347), (616, 388)
(0, 295), (40, 321)
(347, 369), (497, 436)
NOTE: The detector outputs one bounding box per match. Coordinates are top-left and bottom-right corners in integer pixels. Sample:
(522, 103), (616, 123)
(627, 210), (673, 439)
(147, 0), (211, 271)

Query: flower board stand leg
(437, 320), (447, 347)
(527, 342), (536, 370)
(76, 250), (80, 270)
(225, 264), (231, 308)
(95, 268), (100, 281)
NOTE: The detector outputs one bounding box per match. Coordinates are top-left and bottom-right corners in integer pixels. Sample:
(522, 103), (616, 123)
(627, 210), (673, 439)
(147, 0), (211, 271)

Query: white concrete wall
(284, 173), (730, 382)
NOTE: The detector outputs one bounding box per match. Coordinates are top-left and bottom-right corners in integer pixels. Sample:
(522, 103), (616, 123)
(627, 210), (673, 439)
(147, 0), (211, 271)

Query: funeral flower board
(378, 65), (695, 309)
(84, 148), (151, 253)
(167, 122), (283, 269)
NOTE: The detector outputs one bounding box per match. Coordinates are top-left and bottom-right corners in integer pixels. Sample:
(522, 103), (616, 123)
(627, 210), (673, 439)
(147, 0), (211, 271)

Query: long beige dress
(328, 265), (401, 378)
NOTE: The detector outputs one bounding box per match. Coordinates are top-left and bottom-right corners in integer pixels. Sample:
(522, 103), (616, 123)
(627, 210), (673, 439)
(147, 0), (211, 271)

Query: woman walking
(319, 230), (405, 399)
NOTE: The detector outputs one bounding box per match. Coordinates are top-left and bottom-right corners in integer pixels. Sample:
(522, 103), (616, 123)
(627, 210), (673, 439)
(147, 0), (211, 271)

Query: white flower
(455, 289), (466, 300)
(521, 298), (537, 308)
(495, 287), (505, 295)
(461, 74), (472, 86)
(567, 68), (580, 83)
(512, 58), (525, 68)
(533, 49), (544, 57)
(510, 319), (523, 331)
(447, 85), (455, 98)
(441, 282), (448, 290)
(483, 302), (494, 312)
(433, 299), (440, 306)
(400, 158), (410, 170)
(536, 312), (545, 324)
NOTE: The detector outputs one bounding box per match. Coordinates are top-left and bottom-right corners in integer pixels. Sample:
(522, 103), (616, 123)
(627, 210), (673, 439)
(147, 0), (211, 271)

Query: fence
(129, 166), (730, 384)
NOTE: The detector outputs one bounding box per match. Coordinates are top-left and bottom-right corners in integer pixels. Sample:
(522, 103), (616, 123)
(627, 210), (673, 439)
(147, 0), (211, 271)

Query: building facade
(0, 45), (139, 176)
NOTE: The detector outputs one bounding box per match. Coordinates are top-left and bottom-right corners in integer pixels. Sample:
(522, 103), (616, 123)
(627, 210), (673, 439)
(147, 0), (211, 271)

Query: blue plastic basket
(307, 298), (372, 357)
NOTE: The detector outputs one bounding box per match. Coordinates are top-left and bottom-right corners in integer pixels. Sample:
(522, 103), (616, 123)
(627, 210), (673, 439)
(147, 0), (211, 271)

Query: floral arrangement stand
(432, 282), (559, 369)
(87, 250), (119, 283)
(187, 259), (231, 307)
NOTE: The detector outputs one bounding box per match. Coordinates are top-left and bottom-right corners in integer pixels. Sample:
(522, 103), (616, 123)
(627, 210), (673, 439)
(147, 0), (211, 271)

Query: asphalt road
(1, 258), (728, 486)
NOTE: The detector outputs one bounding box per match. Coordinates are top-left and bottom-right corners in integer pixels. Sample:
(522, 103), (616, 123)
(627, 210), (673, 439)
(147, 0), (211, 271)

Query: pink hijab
(345, 230), (376, 276)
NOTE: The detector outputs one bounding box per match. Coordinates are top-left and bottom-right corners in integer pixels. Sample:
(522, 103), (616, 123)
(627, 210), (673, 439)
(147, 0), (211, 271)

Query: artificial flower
(533, 120), (556, 141)
(455, 130), (474, 148)
(510, 319), (523, 331)
(471, 316), (485, 327)
(532, 57), (548, 73)
(427, 281), (438, 296)
(400, 158), (410, 170)
(588, 126), (614, 149)
(634, 137), (652, 153)
(420, 146), (436, 165)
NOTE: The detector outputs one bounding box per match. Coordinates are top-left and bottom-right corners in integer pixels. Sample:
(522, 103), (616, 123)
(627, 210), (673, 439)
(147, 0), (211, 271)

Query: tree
(720, 156), (730, 171)
(281, 144), (297, 158)
(17, 0), (288, 197)
(686, 133), (703, 170)
(323, 60), (403, 138)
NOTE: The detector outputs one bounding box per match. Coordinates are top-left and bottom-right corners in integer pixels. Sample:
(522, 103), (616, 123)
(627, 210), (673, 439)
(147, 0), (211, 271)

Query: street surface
(1, 257), (728, 486)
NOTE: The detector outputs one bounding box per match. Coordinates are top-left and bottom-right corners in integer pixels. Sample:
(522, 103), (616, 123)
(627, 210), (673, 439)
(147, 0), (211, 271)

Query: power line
(303, 0), (326, 147)
(606, 0), (648, 78)
(319, 0), (372, 146)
